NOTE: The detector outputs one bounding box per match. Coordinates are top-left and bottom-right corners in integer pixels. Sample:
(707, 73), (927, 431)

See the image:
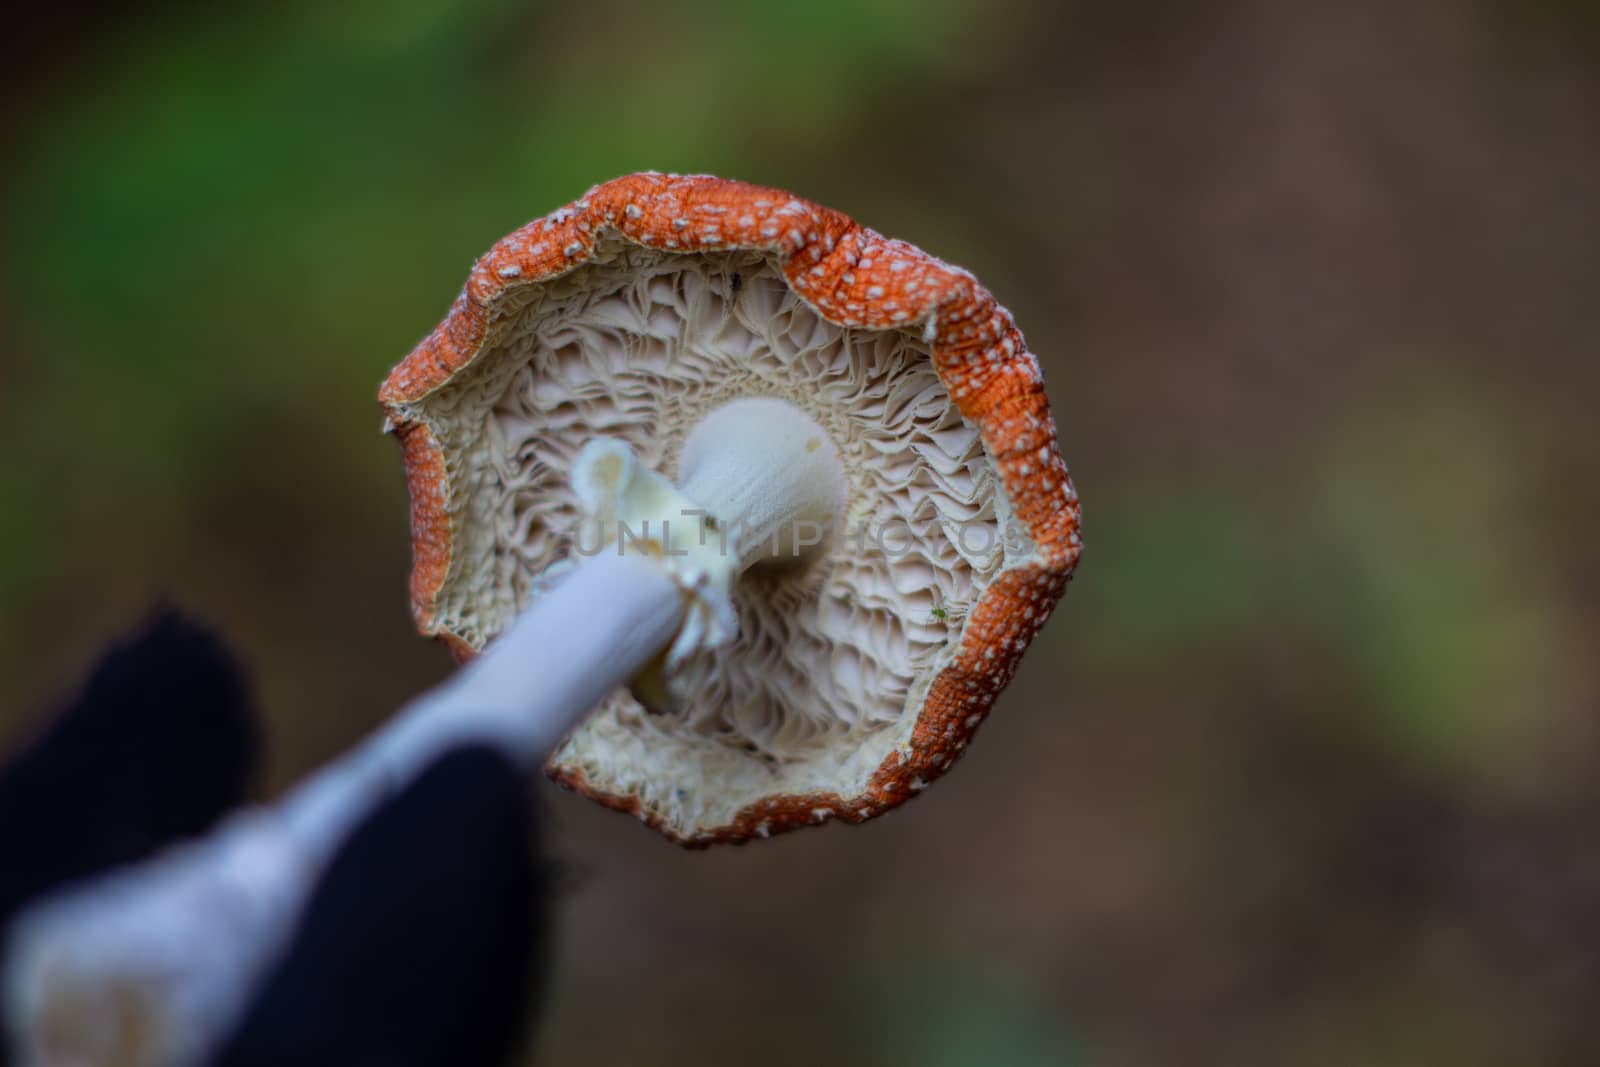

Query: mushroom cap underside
(380, 173), (1081, 845)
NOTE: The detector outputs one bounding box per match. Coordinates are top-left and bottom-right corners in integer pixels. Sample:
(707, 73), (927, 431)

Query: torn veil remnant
(380, 173), (1083, 845)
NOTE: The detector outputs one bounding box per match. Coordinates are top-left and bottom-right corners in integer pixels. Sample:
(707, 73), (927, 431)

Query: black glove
(1, 611), (551, 1067)
(0, 609), (258, 933)
(210, 743), (548, 1067)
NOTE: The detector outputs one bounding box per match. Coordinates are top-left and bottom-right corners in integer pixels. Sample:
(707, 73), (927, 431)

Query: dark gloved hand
(0, 611), (550, 1067)
(0, 610), (258, 933)
(210, 743), (547, 1067)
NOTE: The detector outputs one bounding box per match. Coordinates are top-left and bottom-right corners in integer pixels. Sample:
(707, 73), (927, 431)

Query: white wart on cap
(380, 173), (1082, 845)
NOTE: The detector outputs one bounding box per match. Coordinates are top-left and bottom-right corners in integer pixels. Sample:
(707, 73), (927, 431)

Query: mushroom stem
(678, 396), (847, 571)
(566, 395), (845, 679)
(569, 395), (846, 585)
(3, 399), (847, 1064)
(282, 549), (687, 854)
(3, 552), (684, 1067)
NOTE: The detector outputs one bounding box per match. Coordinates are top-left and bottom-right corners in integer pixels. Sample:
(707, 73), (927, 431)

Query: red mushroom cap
(380, 173), (1081, 845)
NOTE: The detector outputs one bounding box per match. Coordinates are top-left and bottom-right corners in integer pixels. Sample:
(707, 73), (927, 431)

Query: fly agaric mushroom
(380, 173), (1082, 845)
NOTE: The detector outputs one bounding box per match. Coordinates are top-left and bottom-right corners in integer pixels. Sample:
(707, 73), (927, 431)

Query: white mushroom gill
(407, 237), (1012, 838)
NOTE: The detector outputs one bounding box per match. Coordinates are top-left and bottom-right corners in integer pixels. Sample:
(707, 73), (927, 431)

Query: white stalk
(567, 396), (846, 694)
(3, 552), (684, 1067)
(2, 396), (846, 1067)
(678, 395), (847, 571)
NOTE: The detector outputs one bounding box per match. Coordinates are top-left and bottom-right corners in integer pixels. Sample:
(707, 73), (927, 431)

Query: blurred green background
(2, 0), (1597, 1063)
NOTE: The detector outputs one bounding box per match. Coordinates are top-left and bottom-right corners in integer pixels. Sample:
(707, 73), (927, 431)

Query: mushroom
(380, 172), (1082, 844)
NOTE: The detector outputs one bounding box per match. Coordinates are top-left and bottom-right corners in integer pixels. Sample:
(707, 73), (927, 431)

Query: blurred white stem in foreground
(2, 551), (685, 1067)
